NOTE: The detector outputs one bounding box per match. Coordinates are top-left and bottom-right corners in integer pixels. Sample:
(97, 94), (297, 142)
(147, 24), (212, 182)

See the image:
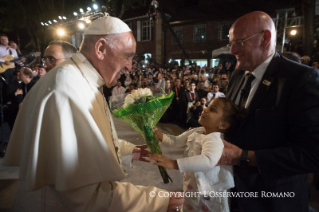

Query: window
(142, 21), (151, 41)
(184, 59), (207, 67)
(172, 27), (183, 44)
(211, 59), (220, 68)
(193, 25), (206, 42)
(219, 22), (233, 40)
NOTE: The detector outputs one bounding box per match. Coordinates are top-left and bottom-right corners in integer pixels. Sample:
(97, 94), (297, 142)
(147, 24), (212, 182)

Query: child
(150, 97), (244, 212)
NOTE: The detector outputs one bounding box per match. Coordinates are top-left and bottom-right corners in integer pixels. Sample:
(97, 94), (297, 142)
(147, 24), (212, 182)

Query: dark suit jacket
(21, 80), (36, 98)
(6, 80), (23, 104)
(227, 53), (319, 212)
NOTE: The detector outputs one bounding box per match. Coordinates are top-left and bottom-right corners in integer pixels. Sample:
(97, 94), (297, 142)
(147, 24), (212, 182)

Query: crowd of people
(108, 56), (234, 129)
(1, 11), (319, 212)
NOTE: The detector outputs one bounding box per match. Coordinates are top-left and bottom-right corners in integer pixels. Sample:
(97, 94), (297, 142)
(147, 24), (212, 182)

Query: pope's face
(103, 32), (136, 88)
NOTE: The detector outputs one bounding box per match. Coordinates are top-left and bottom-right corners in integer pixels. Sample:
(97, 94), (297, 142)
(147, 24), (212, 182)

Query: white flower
(131, 89), (140, 100)
(123, 88), (154, 107)
(124, 94), (135, 107)
(144, 88), (153, 96)
(139, 88), (146, 97)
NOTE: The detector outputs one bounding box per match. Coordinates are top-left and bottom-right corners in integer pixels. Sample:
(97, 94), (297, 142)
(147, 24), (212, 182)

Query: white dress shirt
(235, 54), (274, 108)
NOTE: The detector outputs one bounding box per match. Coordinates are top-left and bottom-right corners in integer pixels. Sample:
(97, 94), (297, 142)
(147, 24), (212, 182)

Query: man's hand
(167, 191), (184, 212)
(4, 61), (10, 65)
(132, 144), (150, 162)
(15, 89), (23, 95)
(218, 139), (242, 165)
(150, 154), (178, 170)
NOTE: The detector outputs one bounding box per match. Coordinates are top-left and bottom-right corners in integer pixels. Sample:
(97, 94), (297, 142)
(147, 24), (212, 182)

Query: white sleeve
(207, 92), (212, 102)
(162, 128), (197, 148)
(220, 92), (225, 97)
(111, 87), (116, 96)
(118, 139), (135, 166)
(177, 134), (224, 172)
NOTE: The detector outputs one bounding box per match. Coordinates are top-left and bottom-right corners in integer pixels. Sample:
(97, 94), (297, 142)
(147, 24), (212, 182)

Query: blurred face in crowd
(221, 74), (228, 79)
(184, 80), (189, 87)
(166, 80), (171, 88)
(38, 67), (47, 77)
(213, 85), (219, 92)
(158, 73), (163, 80)
(0, 36), (9, 46)
(190, 83), (196, 91)
(117, 81), (122, 87)
(175, 79), (181, 87)
(19, 68), (31, 84)
(312, 62), (319, 69)
(10, 42), (17, 49)
(43, 44), (65, 71)
(200, 97), (207, 105)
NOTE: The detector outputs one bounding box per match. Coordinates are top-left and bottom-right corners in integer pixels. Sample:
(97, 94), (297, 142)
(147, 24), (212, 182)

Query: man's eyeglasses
(227, 30), (265, 49)
(42, 56), (66, 64)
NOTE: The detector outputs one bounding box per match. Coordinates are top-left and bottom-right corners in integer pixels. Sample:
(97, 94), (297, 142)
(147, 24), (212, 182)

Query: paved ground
(0, 116), (318, 211)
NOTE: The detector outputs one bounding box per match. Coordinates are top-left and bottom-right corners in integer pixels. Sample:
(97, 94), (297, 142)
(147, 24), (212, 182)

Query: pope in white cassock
(3, 16), (183, 212)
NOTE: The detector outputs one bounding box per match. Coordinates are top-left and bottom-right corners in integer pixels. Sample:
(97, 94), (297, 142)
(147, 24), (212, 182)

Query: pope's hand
(132, 144), (150, 162)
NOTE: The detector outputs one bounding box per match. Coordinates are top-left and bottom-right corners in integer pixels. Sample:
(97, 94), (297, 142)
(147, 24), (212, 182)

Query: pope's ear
(95, 38), (107, 60)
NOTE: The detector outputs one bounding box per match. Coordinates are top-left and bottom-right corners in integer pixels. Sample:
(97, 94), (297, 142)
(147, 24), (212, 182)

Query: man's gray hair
(49, 40), (77, 59)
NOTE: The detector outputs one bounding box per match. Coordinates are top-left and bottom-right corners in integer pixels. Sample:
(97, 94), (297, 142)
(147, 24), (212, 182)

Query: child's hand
(150, 154), (179, 170)
(153, 128), (163, 141)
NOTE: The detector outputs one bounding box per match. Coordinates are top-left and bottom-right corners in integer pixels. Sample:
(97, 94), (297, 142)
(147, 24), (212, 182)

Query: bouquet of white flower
(113, 88), (174, 183)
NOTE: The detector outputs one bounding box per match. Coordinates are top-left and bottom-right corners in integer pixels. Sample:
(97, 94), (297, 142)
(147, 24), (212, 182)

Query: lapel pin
(262, 80), (271, 86)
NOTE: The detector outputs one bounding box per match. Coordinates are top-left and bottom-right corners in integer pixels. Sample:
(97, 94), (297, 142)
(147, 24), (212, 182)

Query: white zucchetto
(84, 15), (131, 35)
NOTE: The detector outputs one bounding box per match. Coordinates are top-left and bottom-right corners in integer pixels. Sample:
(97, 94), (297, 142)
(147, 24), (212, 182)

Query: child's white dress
(162, 127), (234, 212)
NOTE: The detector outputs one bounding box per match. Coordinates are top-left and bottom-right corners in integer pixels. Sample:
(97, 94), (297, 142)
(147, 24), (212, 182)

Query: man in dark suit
(219, 11), (319, 212)
(20, 67), (36, 98)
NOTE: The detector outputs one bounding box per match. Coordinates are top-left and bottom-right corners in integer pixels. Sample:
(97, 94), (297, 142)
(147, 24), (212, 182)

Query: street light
(73, 12), (78, 16)
(58, 16), (62, 20)
(93, 4), (98, 10)
(291, 30), (297, 36)
(78, 22), (85, 30)
(53, 19), (57, 23)
(79, 8), (84, 13)
(63, 16), (67, 20)
(87, 7), (91, 11)
(57, 28), (65, 36)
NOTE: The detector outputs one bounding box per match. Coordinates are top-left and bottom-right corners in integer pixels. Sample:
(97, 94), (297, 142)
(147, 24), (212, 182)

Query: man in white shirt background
(0, 34), (21, 83)
(206, 84), (225, 103)
(112, 80), (126, 96)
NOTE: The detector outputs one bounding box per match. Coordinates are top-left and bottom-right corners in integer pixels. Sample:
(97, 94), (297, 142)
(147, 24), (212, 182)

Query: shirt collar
(246, 53), (274, 80)
(73, 52), (105, 88)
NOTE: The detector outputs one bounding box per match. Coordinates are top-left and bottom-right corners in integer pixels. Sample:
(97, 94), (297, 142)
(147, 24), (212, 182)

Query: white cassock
(3, 52), (169, 212)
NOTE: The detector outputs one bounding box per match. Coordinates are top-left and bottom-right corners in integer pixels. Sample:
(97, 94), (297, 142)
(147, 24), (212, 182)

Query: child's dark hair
(217, 97), (247, 140)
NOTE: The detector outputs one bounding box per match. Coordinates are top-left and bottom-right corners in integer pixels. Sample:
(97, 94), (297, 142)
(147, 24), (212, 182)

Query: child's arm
(177, 133), (224, 172)
(154, 128), (197, 148)
(150, 154), (179, 170)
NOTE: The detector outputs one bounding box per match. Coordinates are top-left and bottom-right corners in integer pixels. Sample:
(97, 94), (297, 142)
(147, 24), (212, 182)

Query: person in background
(43, 40), (77, 71)
(222, 11), (319, 212)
